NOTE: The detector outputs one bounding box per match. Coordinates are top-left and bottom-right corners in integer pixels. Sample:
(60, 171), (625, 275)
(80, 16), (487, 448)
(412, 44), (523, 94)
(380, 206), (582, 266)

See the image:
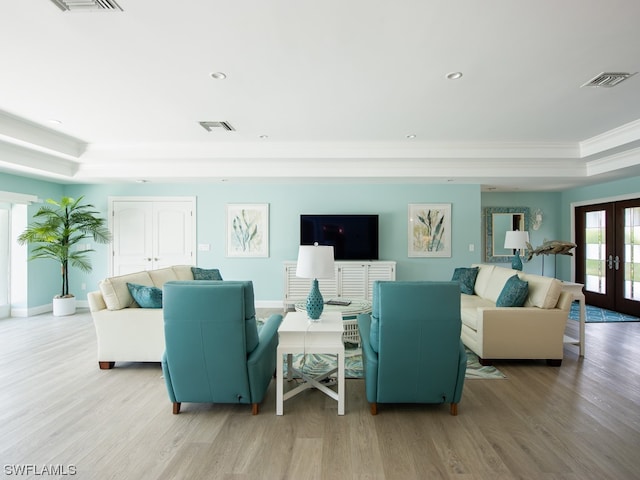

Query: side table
(276, 311), (345, 415)
(294, 298), (372, 346)
(561, 281), (586, 357)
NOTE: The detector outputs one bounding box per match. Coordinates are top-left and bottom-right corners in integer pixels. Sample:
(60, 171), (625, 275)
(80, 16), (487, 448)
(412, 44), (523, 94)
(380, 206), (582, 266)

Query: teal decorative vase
(306, 279), (324, 321)
(511, 251), (523, 271)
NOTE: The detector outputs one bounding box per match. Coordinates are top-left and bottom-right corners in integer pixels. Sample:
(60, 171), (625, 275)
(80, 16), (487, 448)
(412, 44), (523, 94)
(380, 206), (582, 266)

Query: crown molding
(580, 118), (640, 158)
(0, 141), (79, 179)
(0, 111), (86, 158)
(586, 146), (640, 176)
(82, 140), (577, 160)
(75, 156), (586, 182)
(0, 108), (638, 189)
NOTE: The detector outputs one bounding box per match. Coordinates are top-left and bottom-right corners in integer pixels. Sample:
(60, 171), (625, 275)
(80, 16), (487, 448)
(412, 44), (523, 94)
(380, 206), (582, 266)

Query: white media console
(283, 260), (396, 308)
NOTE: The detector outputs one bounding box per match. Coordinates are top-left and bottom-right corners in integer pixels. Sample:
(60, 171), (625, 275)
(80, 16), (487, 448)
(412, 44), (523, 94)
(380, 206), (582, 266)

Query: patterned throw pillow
(191, 267), (223, 281)
(126, 283), (163, 308)
(496, 275), (529, 307)
(451, 267), (479, 295)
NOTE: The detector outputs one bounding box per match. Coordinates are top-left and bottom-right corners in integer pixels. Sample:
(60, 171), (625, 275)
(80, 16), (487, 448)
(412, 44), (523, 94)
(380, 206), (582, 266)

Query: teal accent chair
(357, 281), (467, 415)
(161, 280), (282, 415)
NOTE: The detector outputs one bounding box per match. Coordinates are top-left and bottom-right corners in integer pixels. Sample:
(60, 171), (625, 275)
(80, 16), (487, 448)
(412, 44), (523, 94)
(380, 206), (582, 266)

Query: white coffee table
(276, 311), (345, 415)
(294, 298), (372, 345)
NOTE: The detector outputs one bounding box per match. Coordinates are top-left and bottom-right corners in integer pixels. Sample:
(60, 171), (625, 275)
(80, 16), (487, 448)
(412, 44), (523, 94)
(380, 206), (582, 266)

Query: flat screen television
(300, 214), (379, 260)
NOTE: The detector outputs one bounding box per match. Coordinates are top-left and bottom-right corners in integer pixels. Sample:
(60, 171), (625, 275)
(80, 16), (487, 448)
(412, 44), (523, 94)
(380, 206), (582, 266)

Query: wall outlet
(81, 283), (86, 290)
(198, 243), (210, 251)
(469, 243), (475, 252)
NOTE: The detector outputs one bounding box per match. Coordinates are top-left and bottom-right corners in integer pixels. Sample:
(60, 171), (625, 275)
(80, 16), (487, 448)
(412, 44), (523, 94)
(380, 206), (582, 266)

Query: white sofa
(88, 265), (195, 369)
(459, 264), (573, 366)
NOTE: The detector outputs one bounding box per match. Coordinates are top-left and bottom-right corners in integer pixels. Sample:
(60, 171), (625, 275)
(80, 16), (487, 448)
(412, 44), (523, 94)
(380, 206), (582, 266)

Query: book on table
(326, 299), (351, 306)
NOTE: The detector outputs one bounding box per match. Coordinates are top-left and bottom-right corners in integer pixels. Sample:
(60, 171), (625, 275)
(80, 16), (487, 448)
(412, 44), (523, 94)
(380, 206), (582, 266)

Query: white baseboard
(255, 300), (286, 310)
(12, 300), (281, 317)
(11, 303), (52, 317)
(11, 300), (90, 317)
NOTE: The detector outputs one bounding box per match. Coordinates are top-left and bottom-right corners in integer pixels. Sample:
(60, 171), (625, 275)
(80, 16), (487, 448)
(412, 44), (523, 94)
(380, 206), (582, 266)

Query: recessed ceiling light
(446, 72), (463, 80)
(406, 134), (416, 139)
(259, 135), (269, 139)
(210, 72), (227, 80)
(48, 119), (62, 125)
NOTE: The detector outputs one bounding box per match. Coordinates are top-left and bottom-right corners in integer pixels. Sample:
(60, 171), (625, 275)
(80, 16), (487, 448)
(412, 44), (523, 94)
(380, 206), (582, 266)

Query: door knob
(607, 255), (613, 269)
(614, 255), (620, 270)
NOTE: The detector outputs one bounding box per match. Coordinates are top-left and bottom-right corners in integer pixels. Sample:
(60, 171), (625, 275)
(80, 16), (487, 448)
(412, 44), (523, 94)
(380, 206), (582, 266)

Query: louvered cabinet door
(338, 264), (367, 299)
(366, 262), (397, 300)
(284, 261), (396, 307)
(284, 262), (339, 307)
(284, 263), (310, 305)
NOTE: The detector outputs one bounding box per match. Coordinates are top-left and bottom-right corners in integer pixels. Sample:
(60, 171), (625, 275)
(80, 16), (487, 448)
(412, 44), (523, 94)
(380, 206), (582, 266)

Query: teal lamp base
(511, 251), (523, 271)
(306, 279), (324, 321)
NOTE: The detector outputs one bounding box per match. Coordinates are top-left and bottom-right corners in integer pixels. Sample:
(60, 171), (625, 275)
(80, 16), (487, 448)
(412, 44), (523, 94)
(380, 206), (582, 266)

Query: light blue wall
(7, 171), (638, 308)
(482, 191), (562, 277)
(64, 183), (483, 303)
(0, 173), (65, 307)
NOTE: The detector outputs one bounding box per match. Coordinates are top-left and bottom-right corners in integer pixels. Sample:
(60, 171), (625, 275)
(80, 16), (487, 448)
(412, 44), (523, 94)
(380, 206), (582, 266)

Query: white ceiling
(1, 0), (640, 191)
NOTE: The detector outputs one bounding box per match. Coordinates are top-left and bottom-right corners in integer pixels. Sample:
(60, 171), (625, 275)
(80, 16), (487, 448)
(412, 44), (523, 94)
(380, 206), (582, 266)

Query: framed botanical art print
(408, 203), (452, 257)
(226, 203), (269, 257)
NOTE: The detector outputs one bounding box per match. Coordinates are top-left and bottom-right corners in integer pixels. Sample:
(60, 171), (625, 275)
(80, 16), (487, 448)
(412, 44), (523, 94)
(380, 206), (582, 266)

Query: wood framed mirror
(484, 207), (530, 262)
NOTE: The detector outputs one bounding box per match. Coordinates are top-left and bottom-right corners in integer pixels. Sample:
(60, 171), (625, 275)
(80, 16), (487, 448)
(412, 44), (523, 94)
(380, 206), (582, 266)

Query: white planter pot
(53, 296), (76, 316)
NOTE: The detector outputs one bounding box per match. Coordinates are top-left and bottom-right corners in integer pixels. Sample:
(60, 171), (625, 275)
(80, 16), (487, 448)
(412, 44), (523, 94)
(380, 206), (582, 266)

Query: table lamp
(504, 230), (530, 271)
(296, 243), (335, 320)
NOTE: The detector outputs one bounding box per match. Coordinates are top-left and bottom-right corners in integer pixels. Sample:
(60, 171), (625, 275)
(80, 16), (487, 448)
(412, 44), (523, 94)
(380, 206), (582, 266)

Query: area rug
(282, 346), (506, 380)
(568, 301), (639, 323)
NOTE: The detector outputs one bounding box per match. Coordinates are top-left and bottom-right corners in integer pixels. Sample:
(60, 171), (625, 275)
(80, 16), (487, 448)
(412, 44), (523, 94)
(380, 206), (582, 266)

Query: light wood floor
(1, 309), (639, 480)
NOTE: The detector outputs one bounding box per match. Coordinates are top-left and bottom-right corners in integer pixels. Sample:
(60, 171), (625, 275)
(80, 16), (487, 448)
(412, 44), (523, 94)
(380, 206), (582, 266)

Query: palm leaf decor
(17, 196), (111, 298)
(416, 208), (445, 252)
(226, 204), (269, 257)
(409, 204), (451, 257)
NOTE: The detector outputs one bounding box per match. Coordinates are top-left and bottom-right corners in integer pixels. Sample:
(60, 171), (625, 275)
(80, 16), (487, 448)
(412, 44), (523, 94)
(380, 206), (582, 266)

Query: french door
(575, 199), (640, 316)
(110, 197), (196, 276)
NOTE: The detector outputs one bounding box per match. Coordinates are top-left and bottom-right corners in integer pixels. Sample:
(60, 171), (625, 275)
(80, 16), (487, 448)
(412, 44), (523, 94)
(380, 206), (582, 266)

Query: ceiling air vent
(581, 72), (636, 88)
(50, 0), (123, 12)
(199, 121), (235, 132)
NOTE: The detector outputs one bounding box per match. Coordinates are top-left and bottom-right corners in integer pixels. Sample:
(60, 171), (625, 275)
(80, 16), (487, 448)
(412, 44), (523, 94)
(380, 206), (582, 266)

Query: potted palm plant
(18, 196), (111, 316)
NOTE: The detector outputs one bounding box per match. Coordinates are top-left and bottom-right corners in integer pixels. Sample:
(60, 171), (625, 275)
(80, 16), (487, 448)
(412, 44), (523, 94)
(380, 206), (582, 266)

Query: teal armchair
(161, 280), (282, 415)
(357, 281), (467, 415)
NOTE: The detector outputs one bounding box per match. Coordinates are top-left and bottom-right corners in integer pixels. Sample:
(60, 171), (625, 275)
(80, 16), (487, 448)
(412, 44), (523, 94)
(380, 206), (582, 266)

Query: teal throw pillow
(369, 315), (380, 353)
(191, 267), (223, 281)
(496, 275), (529, 307)
(127, 283), (163, 308)
(451, 267), (479, 295)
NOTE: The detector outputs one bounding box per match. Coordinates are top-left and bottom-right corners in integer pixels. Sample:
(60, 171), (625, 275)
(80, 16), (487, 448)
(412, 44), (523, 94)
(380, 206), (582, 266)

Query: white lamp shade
(296, 245), (335, 279)
(504, 231), (530, 249)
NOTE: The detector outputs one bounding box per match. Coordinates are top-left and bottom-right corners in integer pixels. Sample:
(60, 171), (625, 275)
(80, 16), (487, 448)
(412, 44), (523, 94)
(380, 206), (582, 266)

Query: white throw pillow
(521, 274), (562, 309)
(99, 271), (154, 310)
(483, 266), (519, 303)
(471, 264), (494, 298)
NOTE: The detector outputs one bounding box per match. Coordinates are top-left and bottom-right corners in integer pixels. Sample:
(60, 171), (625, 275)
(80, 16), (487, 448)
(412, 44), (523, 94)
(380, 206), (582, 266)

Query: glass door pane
(585, 210), (606, 295)
(623, 206), (640, 301)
